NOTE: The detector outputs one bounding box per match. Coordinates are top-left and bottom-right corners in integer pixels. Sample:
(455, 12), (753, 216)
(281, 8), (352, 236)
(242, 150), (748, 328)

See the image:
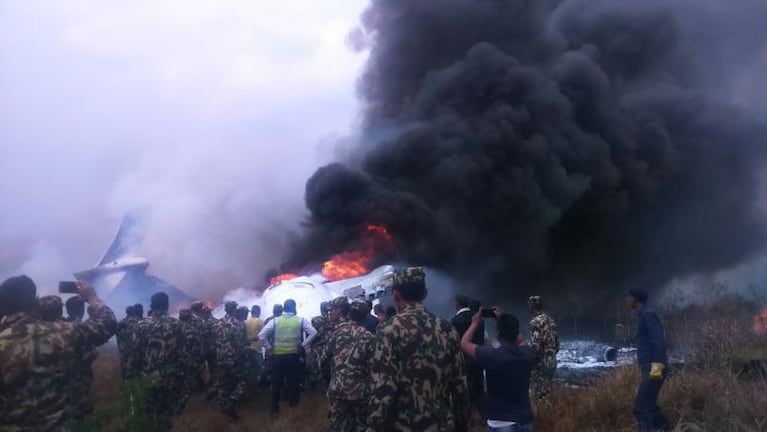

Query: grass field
(89, 346), (767, 432)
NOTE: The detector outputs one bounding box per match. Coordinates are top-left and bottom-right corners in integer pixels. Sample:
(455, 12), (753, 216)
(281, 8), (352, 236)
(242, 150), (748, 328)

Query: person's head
(0, 275), (37, 316)
(133, 303), (144, 319)
(190, 301), (204, 315)
(320, 301), (330, 316)
(373, 303), (385, 316)
(469, 300), (481, 313)
(349, 300), (370, 324)
(283, 299), (297, 314)
(237, 306), (249, 321)
(150, 292), (170, 314)
(626, 288), (648, 310)
(527, 296), (543, 314)
(454, 294), (470, 311)
(386, 306), (396, 319)
(224, 301), (238, 316)
(39, 295), (63, 322)
(179, 309), (193, 322)
(272, 304), (283, 317)
(202, 305), (212, 318)
(391, 267), (427, 309)
(65, 296), (85, 321)
(126, 305), (139, 318)
(251, 305), (261, 318)
(496, 313), (520, 345)
(330, 296), (350, 320)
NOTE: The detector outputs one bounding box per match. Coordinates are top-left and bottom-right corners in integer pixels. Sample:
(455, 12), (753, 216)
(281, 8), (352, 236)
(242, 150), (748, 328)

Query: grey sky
(0, 1), (367, 297)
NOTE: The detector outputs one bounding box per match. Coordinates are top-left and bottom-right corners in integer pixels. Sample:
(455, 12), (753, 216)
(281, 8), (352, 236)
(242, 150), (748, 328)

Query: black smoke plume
(283, 0), (767, 311)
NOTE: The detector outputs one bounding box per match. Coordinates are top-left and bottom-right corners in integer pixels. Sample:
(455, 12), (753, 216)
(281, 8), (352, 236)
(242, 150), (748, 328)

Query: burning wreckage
(78, 215), (631, 374)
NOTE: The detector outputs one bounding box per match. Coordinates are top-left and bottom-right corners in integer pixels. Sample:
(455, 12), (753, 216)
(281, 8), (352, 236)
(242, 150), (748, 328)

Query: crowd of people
(0, 268), (669, 432)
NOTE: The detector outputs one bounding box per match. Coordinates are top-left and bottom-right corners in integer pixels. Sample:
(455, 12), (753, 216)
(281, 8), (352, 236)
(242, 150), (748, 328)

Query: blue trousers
(634, 366), (669, 432)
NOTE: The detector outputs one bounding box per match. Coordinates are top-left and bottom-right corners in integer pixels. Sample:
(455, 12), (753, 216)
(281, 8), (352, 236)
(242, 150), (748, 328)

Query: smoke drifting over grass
(287, 0), (767, 310)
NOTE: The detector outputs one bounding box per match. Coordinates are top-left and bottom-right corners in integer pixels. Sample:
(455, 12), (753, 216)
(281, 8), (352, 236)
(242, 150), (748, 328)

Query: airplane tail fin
(97, 209), (149, 266)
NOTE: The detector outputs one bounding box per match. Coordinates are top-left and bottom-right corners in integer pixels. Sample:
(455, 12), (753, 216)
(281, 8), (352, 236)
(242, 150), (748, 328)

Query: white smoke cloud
(0, 0), (367, 298)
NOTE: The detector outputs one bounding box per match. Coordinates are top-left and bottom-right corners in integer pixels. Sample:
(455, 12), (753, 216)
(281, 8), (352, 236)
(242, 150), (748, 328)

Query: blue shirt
(475, 344), (534, 424)
(635, 306), (668, 366)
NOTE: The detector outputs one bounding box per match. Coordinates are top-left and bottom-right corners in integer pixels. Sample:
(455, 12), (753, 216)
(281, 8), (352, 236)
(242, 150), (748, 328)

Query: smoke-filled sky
(0, 0), (367, 297)
(287, 0), (767, 312)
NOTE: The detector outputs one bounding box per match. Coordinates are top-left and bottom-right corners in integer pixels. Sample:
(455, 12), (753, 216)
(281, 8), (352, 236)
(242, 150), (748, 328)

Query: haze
(0, 1), (367, 298)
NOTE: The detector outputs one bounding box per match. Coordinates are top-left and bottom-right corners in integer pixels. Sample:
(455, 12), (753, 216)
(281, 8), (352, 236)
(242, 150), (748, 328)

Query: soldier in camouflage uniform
(64, 297), (100, 420)
(210, 301), (249, 420)
(191, 301), (216, 386)
(309, 301), (331, 388)
(325, 299), (374, 432)
(528, 295), (560, 409)
(0, 276), (116, 432)
(178, 309), (204, 405)
(116, 304), (143, 379)
(130, 292), (187, 429)
(368, 267), (471, 432)
(38, 295), (63, 322)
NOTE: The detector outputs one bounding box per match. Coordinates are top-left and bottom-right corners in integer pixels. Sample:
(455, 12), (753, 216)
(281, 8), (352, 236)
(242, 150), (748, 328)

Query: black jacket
(635, 306), (668, 366)
(452, 309), (485, 346)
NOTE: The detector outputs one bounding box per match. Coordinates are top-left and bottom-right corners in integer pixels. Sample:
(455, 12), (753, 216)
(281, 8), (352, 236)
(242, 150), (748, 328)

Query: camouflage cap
(392, 266), (425, 286)
(190, 300), (204, 312)
(179, 309), (193, 321)
(38, 295), (63, 321)
(527, 295), (542, 306)
(331, 296), (349, 309)
(350, 299), (370, 314)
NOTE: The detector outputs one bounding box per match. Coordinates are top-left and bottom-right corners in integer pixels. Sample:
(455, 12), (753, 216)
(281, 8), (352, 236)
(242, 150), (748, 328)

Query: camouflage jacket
(130, 313), (184, 382)
(367, 304), (471, 432)
(529, 311), (559, 369)
(179, 318), (204, 369)
(311, 315), (331, 349)
(195, 315), (217, 356)
(213, 314), (247, 368)
(0, 302), (116, 432)
(324, 320), (374, 401)
(116, 316), (141, 377)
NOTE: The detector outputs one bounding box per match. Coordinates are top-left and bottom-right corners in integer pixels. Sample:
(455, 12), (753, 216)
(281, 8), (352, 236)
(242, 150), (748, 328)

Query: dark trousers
(271, 353), (302, 414)
(634, 366), (669, 432)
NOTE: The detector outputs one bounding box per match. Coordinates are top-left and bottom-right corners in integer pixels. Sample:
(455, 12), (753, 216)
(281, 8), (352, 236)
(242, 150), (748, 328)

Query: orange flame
(754, 308), (767, 336)
(269, 273), (299, 286)
(205, 300), (214, 310)
(321, 224), (394, 282)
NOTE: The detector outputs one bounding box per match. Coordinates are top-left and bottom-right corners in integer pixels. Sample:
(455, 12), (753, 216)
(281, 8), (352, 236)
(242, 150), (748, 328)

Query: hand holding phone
(58, 281), (79, 294)
(480, 307), (497, 318)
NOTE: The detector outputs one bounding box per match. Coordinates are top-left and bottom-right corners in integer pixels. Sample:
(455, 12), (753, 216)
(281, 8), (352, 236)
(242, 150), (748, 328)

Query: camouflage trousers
(328, 398), (368, 432)
(210, 364), (248, 412)
(146, 375), (188, 430)
(307, 347), (328, 388)
(531, 366), (555, 408)
(71, 362), (95, 421)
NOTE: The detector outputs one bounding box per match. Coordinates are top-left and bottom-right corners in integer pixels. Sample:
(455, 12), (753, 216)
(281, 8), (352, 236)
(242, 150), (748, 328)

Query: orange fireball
(270, 273), (299, 285)
(321, 224), (395, 282)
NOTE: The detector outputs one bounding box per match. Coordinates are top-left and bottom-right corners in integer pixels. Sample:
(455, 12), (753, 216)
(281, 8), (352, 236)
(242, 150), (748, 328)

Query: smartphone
(58, 281), (79, 294)
(480, 307), (496, 318)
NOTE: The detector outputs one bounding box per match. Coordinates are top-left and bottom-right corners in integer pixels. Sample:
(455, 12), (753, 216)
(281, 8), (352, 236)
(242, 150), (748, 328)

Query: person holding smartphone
(461, 308), (535, 432)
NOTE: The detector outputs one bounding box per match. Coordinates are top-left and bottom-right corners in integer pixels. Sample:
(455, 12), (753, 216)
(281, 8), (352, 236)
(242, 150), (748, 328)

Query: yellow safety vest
(274, 315), (301, 355)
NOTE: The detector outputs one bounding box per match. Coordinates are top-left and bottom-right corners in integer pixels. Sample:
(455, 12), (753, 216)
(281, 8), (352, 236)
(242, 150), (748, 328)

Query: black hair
(273, 304), (283, 316)
(65, 296), (85, 319)
(0, 275), (37, 315)
(497, 313), (520, 344)
(393, 281), (426, 302)
(628, 288), (649, 304)
(251, 305), (261, 317)
(224, 301), (238, 315)
(469, 300), (481, 313)
(283, 299), (297, 314)
(336, 302), (351, 317)
(455, 294), (470, 309)
(350, 307), (367, 323)
(150, 292), (169, 313)
(134, 303), (144, 318)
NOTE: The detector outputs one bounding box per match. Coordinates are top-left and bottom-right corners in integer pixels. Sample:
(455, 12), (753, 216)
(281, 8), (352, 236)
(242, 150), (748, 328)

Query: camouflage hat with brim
(179, 309), (193, 320)
(39, 295), (63, 309)
(350, 299), (370, 314)
(225, 301), (238, 314)
(190, 301), (204, 312)
(392, 266), (425, 287)
(331, 296), (349, 309)
(527, 295), (542, 306)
